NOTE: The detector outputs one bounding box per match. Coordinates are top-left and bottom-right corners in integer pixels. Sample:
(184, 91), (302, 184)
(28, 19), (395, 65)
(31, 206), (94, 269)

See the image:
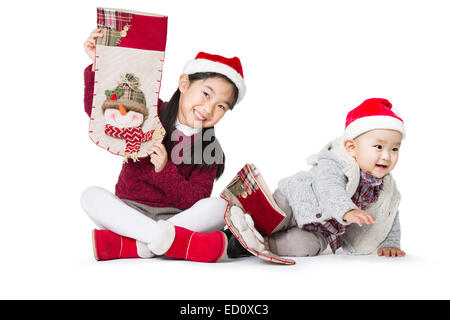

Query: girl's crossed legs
(80, 186), (227, 257)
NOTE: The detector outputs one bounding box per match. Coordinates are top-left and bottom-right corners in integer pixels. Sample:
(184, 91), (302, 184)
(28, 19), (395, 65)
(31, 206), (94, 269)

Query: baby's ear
(344, 139), (357, 157)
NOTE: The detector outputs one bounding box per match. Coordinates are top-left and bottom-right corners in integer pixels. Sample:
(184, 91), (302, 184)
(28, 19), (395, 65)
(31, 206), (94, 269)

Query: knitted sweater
(84, 65), (217, 210)
(278, 137), (401, 254)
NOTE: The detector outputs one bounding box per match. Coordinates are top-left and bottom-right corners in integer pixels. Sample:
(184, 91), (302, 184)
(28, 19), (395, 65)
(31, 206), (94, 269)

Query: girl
(81, 29), (246, 263)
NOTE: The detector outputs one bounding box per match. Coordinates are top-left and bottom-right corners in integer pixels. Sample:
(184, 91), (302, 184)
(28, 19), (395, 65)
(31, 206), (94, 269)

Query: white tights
(80, 186), (227, 246)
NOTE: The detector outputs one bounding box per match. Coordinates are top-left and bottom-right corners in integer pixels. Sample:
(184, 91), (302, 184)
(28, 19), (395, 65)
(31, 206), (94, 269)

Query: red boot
(148, 221), (227, 263)
(93, 229), (150, 261)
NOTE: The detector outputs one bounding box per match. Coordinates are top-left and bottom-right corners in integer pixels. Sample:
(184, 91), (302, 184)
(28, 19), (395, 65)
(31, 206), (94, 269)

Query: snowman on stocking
(102, 73), (161, 162)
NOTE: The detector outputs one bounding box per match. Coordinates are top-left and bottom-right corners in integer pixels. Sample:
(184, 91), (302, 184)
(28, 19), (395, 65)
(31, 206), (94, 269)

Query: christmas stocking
(89, 8), (167, 162)
(221, 164), (296, 265)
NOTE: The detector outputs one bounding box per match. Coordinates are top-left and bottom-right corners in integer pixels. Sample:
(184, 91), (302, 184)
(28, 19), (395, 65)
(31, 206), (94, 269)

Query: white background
(1, 0), (449, 299)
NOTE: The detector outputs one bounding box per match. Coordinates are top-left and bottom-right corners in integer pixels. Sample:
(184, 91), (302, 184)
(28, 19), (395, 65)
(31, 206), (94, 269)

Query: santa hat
(344, 98), (405, 139)
(183, 52), (246, 104)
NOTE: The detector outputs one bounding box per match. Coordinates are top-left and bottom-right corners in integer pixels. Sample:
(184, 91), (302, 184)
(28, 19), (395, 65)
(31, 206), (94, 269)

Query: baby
(228, 98), (406, 258)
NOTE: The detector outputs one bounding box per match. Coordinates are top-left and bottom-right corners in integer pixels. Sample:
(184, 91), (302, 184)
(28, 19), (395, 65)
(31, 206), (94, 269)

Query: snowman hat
(102, 73), (149, 120)
(344, 98), (405, 140)
(183, 52), (246, 104)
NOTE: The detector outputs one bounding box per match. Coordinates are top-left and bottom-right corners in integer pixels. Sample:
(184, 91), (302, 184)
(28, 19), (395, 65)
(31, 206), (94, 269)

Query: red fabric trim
(237, 188), (285, 235)
(118, 14), (167, 51)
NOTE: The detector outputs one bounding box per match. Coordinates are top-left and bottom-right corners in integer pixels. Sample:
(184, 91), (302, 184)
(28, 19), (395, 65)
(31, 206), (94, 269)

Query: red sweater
(84, 65), (217, 210)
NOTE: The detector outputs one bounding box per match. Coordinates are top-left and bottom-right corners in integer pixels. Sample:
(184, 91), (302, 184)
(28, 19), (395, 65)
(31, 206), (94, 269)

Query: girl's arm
(84, 64), (95, 117)
(158, 161), (218, 210)
(83, 29), (104, 117)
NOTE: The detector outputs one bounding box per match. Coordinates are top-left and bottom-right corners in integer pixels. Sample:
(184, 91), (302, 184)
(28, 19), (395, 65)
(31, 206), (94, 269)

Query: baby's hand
(343, 209), (375, 227)
(377, 247), (406, 258)
(84, 28), (103, 62)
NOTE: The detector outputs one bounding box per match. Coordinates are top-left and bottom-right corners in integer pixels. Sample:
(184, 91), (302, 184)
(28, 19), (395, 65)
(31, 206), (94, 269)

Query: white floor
(1, 221), (448, 300)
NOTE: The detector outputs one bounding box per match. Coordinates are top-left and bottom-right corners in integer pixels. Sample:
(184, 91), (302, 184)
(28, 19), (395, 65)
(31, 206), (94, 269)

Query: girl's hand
(148, 143), (168, 173)
(84, 28), (103, 63)
(343, 209), (376, 227)
(377, 247), (406, 258)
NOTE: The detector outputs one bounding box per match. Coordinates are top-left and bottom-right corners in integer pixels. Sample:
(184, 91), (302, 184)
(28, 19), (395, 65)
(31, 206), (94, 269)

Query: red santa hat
(183, 52), (246, 104)
(344, 98), (405, 139)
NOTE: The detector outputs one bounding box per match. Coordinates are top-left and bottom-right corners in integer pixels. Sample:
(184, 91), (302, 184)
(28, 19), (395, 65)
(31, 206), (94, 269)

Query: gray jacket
(278, 137), (401, 254)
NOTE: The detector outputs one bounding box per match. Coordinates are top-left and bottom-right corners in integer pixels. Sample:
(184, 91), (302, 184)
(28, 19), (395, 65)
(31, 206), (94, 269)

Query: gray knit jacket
(278, 137), (402, 254)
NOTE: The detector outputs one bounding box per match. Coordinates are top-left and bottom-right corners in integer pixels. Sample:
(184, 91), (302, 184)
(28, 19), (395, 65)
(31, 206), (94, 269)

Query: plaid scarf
(104, 124), (154, 154)
(351, 170), (384, 210)
(303, 169), (384, 253)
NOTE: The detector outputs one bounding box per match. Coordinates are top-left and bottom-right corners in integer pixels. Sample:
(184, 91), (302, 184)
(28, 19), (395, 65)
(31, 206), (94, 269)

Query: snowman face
(104, 107), (144, 129)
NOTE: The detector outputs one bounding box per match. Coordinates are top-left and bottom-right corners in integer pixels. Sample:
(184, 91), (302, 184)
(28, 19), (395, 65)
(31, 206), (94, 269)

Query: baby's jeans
(268, 189), (328, 257)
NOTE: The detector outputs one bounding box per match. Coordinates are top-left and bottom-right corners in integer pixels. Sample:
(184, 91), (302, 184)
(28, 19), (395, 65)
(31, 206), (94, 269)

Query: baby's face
(345, 129), (402, 178)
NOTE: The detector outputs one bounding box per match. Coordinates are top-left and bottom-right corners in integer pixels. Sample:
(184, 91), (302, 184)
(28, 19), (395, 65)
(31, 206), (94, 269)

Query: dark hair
(159, 72), (239, 179)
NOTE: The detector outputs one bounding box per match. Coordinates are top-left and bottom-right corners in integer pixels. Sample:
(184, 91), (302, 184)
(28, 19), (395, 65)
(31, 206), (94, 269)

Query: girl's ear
(344, 139), (357, 157)
(178, 74), (190, 93)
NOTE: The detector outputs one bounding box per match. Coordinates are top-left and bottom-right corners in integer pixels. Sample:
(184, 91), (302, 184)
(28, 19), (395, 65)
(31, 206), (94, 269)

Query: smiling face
(176, 74), (236, 129)
(104, 106), (144, 129)
(344, 129), (402, 178)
